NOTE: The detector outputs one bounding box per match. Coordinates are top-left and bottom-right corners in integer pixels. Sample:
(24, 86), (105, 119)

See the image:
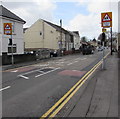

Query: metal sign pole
(102, 41), (105, 69)
(11, 34), (14, 65)
(111, 27), (113, 55)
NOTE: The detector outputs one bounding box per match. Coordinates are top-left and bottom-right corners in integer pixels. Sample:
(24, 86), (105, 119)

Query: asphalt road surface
(2, 50), (110, 117)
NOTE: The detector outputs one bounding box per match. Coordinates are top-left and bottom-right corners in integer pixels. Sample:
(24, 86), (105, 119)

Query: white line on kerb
(0, 86), (11, 92)
(35, 67), (60, 78)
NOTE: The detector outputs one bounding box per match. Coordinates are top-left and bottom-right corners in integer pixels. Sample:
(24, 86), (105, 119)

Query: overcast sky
(1, 0), (119, 40)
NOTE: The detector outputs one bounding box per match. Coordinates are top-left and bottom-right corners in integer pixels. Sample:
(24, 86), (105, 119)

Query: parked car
(98, 47), (103, 51)
(82, 44), (94, 55)
(50, 49), (58, 57)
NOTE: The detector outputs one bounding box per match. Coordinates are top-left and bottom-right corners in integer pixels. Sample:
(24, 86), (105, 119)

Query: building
(24, 19), (65, 52)
(0, 5), (26, 56)
(72, 31), (80, 50)
(24, 19), (80, 54)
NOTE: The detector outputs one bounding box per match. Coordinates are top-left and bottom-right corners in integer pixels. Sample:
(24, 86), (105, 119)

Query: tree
(93, 38), (96, 42)
(81, 36), (88, 43)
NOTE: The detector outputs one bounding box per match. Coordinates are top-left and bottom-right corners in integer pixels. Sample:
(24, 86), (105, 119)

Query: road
(2, 50), (110, 117)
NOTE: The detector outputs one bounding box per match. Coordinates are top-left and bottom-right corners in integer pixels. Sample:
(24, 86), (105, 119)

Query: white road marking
(67, 60), (78, 65)
(18, 75), (29, 79)
(67, 63), (73, 66)
(75, 57), (87, 61)
(39, 64), (49, 67)
(58, 59), (65, 61)
(37, 71), (45, 73)
(75, 58), (81, 60)
(0, 86), (11, 92)
(35, 67), (60, 78)
(72, 70), (78, 71)
(55, 62), (64, 64)
(19, 67), (50, 76)
(80, 58), (87, 60)
(48, 67), (57, 69)
(11, 70), (18, 72)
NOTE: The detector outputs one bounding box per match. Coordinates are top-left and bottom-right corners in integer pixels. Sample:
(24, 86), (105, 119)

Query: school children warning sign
(4, 23), (12, 35)
(101, 12), (112, 28)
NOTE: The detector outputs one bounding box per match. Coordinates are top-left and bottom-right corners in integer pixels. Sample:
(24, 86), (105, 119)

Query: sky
(1, 0), (119, 40)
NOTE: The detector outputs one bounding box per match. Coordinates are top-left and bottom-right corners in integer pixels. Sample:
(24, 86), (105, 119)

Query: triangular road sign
(102, 13), (112, 22)
(4, 23), (12, 35)
(5, 24), (12, 30)
(5, 24), (11, 30)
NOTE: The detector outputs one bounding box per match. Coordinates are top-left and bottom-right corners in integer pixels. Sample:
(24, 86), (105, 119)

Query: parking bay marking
(35, 67), (60, 78)
(0, 86), (11, 92)
(18, 75), (29, 79)
(18, 67), (60, 79)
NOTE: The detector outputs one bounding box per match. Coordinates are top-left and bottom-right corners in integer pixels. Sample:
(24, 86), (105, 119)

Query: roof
(68, 31), (80, 37)
(0, 5), (26, 23)
(23, 28), (28, 33)
(73, 31), (79, 36)
(43, 20), (68, 34)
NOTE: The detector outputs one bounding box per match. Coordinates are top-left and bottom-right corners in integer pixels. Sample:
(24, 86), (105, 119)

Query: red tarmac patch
(58, 70), (86, 77)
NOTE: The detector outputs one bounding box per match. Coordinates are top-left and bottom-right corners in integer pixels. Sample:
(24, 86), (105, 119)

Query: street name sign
(4, 23), (12, 35)
(101, 12), (112, 28)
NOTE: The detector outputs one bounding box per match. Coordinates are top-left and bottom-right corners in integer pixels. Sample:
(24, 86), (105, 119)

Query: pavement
(57, 52), (119, 118)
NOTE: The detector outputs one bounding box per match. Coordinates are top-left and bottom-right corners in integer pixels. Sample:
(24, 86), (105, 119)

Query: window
(40, 32), (42, 35)
(51, 31), (53, 33)
(8, 46), (16, 53)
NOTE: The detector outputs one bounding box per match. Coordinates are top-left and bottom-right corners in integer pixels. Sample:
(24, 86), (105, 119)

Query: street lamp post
(60, 19), (62, 56)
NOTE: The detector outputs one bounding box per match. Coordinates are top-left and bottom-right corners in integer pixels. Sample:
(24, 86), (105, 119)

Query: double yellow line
(40, 52), (110, 119)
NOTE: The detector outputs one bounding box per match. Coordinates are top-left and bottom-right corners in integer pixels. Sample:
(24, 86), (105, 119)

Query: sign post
(4, 23), (14, 65)
(101, 12), (112, 55)
(101, 12), (112, 69)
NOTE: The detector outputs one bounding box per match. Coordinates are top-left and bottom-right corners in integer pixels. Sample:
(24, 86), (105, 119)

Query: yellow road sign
(101, 12), (112, 28)
(102, 28), (107, 33)
(4, 23), (12, 35)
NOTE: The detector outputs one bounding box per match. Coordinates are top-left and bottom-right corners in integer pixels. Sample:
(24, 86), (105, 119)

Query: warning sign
(4, 23), (12, 35)
(102, 14), (112, 22)
(101, 12), (112, 28)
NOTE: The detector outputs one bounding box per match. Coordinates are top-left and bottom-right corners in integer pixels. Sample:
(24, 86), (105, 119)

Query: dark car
(82, 45), (94, 55)
(50, 49), (58, 57)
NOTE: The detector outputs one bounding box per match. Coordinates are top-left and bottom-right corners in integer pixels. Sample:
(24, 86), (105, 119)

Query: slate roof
(0, 5), (26, 23)
(43, 20), (68, 34)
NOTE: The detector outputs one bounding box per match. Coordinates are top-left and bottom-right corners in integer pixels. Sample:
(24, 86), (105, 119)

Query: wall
(44, 22), (59, 50)
(2, 53), (36, 65)
(24, 19), (44, 49)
